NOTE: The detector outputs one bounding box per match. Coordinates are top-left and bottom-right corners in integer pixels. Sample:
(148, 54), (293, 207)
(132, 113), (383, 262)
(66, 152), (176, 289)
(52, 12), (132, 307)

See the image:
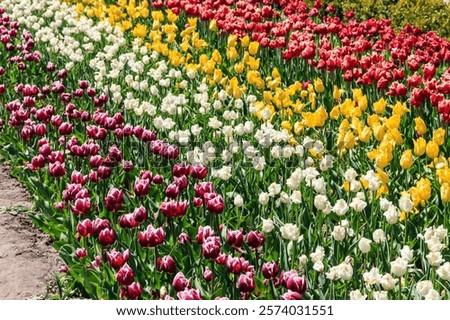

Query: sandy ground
(0, 162), (60, 299)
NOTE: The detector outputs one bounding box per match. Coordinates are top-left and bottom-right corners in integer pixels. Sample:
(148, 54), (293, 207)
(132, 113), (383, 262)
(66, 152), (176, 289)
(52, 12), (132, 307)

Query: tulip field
(0, 0), (450, 300)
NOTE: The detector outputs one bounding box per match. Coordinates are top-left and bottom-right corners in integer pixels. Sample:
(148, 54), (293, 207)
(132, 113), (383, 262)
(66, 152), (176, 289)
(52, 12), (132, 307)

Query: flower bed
(0, 0), (449, 300)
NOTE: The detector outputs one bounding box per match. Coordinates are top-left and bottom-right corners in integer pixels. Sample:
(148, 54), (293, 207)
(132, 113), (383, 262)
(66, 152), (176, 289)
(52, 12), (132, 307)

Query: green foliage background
(309, 0), (450, 39)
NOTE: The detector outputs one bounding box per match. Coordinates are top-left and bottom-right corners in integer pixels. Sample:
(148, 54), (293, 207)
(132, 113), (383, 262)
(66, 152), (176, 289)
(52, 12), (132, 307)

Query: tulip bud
(133, 206), (148, 223)
(71, 197), (91, 215)
(174, 175), (188, 189)
(426, 141), (439, 159)
(58, 122), (73, 135)
(192, 197), (203, 207)
(172, 163), (188, 177)
(206, 194), (225, 214)
(165, 183), (180, 198)
(189, 165), (208, 179)
(441, 183), (450, 203)
(122, 160), (134, 173)
(93, 218), (111, 235)
(108, 145), (123, 162)
(400, 150), (413, 170)
(203, 267), (213, 282)
(119, 213), (138, 229)
(196, 226), (214, 244)
(152, 174), (164, 184)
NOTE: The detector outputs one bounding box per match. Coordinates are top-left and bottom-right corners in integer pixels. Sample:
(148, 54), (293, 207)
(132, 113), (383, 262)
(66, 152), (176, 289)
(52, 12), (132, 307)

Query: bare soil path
(0, 162), (60, 299)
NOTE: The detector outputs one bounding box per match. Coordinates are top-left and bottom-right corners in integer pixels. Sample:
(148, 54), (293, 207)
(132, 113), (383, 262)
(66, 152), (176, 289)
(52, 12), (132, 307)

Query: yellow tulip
(358, 95), (368, 111)
(333, 85), (345, 100)
(240, 35), (250, 47)
(426, 141), (439, 159)
(416, 178), (431, 202)
(314, 78), (325, 93)
(343, 131), (356, 149)
(391, 101), (409, 117)
(352, 88), (363, 101)
(329, 106), (340, 120)
(209, 19), (218, 31)
(400, 150), (413, 169)
(212, 49), (222, 63)
(248, 41), (259, 55)
(373, 98), (387, 114)
(433, 128), (445, 146)
(413, 137), (426, 156)
(234, 62), (244, 74)
(414, 117), (427, 135)
(226, 47), (238, 61)
(359, 126), (372, 143)
(373, 124), (385, 142)
(281, 121), (292, 132)
(440, 183), (450, 202)
(367, 114), (380, 128)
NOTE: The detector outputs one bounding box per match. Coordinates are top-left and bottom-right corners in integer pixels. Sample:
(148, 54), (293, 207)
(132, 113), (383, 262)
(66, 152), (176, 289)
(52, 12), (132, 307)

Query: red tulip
(238, 272), (255, 293)
(157, 255), (176, 273)
(205, 194), (224, 214)
(75, 248), (87, 259)
(105, 188), (123, 211)
(246, 231), (265, 249)
(165, 183), (180, 198)
(70, 197), (91, 215)
(177, 288), (202, 300)
(189, 165), (208, 179)
(125, 282), (142, 300)
(287, 275), (307, 294)
(172, 271), (190, 292)
(116, 263), (134, 286)
(177, 232), (191, 244)
(195, 225), (214, 244)
(226, 256), (243, 274)
(201, 236), (221, 260)
(93, 218), (111, 234)
(107, 249), (130, 269)
(48, 161), (65, 178)
(203, 267), (213, 282)
(226, 229), (244, 248)
(281, 290), (303, 300)
(262, 261), (279, 280)
(98, 228), (116, 246)
(134, 178), (150, 197)
(138, 225), (165, 247)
